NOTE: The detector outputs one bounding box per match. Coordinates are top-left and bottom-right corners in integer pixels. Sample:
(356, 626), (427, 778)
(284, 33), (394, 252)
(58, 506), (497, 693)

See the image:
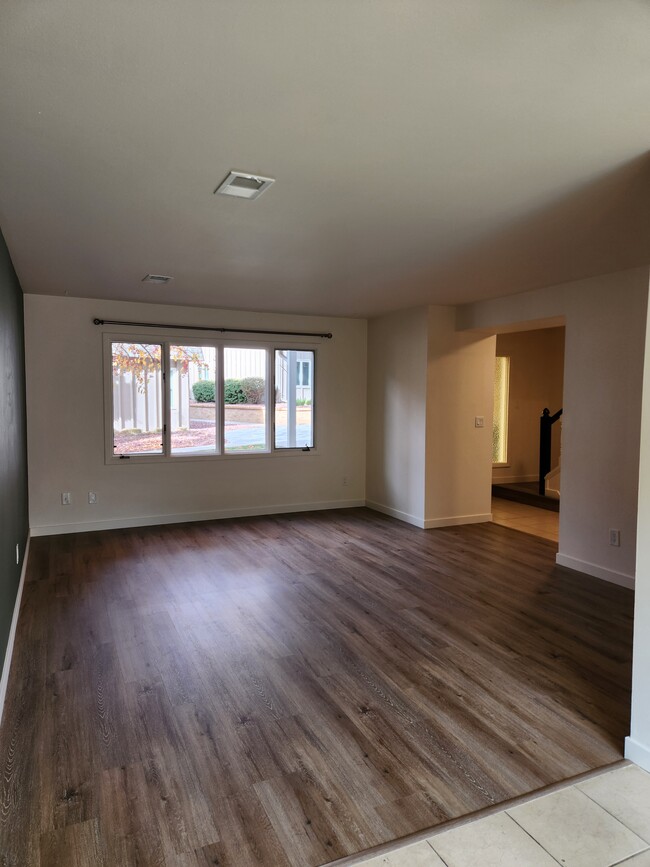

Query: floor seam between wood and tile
(326, 760), (631, 866)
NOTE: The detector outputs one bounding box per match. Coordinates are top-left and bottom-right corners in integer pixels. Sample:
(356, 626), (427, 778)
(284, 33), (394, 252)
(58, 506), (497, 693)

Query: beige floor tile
(428, 813), (557, 867)
(508, 786), (647, 867)
(614, 851), (650, 865)
(491, 498), (559, 543)
(356, 840), (444, 866)
(578, 765), (650, 844)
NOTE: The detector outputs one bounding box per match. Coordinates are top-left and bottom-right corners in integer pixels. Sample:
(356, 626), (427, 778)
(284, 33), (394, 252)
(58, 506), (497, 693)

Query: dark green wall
(0, 228), (28, 674)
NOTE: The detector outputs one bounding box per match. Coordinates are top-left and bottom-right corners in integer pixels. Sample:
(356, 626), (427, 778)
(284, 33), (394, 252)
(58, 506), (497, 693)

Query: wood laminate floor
(0, 509), (634, 866)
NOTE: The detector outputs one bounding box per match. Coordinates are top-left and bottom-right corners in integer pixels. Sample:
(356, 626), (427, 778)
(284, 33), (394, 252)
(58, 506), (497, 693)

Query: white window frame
(273, 347), (316, 451)
(103, 332), (318, 464)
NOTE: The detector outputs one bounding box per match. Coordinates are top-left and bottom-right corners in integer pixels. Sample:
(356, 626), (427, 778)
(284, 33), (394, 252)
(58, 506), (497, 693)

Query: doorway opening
(490, 325), (565, 544)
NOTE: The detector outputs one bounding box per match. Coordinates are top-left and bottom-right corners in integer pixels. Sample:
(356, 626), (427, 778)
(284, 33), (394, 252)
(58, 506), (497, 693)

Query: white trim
(29, 500), (366, 537)
(0, 534), (30, 729)
(365, 502), (492, 531)
(625, 737), (650, 772)
(555, 553), (635, 589)
(423, 513), (492, 529)
(491, 474), (539, 484)
(365, 501), (425, 528)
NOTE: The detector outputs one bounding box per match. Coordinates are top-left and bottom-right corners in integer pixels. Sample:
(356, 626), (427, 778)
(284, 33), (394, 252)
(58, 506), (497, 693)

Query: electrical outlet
(475, 416), (485, 428)
(61, 492), (71, 505)
(88, 492), (97, 504)
(609, 529), (621, 547)
(342, 476), (348, 486)
(15, 543), (19, 565)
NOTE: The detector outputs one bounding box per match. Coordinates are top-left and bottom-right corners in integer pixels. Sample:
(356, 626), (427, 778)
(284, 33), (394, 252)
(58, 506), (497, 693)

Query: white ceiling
(1, 1), (649, 318)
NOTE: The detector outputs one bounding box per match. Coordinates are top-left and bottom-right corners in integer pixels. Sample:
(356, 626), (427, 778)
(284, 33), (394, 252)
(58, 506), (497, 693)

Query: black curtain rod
(93, 318), (333, 339)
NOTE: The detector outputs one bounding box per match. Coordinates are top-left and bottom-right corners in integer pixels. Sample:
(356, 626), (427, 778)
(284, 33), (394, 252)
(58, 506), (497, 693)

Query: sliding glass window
(105, 336), (314, 461)
(274, 349), (314, 449)
(224, 347), (268, 453)
(170, 344), (218, 456)
(111, 341), (164, 456)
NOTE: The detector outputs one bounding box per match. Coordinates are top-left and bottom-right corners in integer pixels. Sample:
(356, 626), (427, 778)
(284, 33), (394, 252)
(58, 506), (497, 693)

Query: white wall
(366, 307), (428, 526)
(459, 267), (650, 587)
(425, 307), (495, 527)
(366, 305), (494, 529)
(494, 327), (565, 483)
(627, 292), (650, 772)
(24, 295), (367, 534)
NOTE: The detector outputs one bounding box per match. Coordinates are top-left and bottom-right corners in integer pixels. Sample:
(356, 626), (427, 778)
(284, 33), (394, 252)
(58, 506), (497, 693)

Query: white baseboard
(0, 533), (30, 729)
(366, 501), (492, 531)
(492, 474), (539, 484)
(365, 501), (425, 528)
(423, 513), (492, 530)
(29, 499), (366, 536)
(625, 737), (650, 772)
(555, 553), (635, 589)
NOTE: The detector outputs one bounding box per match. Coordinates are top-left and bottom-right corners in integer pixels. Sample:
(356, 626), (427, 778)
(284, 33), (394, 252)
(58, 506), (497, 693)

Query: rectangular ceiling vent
(142, 274), (173, 284)
(214, 171), (275, 200)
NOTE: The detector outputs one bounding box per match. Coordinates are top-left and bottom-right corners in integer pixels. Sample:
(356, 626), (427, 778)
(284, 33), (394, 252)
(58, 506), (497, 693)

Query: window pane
(275, 350), (314, 449)
(111, 342), (163, 455)
(493, 356), (509, 463)
(224, 348), (267, 452)
(170, 345), (217, 455)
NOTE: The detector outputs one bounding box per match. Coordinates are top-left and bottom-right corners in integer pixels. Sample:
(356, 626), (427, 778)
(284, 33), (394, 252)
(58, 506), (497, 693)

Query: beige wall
(425, 307), (495, 526)
(366, 307), (428, 525)
(627, 292), (650, 772)
(366, 305), (494, 528)
(494, 327), (565, 484)
(24, 295), (367, 534)
(459, 266), (649, 587)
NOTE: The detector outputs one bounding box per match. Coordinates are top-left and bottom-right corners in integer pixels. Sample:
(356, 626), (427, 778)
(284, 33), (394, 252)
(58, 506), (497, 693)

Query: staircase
(491, 482), (560, 511)
(492, 406), (562, 512)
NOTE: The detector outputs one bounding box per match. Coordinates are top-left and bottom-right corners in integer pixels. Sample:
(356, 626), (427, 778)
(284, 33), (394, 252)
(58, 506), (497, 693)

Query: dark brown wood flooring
(0, 509), (634, 866)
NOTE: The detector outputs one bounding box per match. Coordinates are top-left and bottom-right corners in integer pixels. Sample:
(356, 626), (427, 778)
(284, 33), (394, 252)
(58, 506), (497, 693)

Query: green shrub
(241, 377), (265, 405)
(224, 379), (246, 404)
(194, 377), (265, 404)
(192, 380), (215, 402)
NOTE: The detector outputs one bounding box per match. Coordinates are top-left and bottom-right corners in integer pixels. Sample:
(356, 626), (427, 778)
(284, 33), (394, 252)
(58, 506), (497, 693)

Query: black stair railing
(539, 407), (563, 496)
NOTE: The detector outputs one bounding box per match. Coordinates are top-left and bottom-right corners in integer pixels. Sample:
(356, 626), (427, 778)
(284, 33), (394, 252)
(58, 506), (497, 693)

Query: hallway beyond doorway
(491, 497), (559, 543)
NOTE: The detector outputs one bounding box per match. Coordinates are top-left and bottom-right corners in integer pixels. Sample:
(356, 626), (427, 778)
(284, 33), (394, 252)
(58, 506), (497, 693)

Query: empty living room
(2, 3), (650, 866)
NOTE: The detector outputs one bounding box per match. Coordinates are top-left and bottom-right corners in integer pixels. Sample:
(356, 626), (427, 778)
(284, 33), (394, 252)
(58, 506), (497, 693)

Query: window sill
(106, 449), (320, 466)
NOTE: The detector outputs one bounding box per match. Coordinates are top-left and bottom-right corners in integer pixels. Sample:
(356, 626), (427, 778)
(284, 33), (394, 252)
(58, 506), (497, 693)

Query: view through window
(170, 345), (217, 455)
(108, 338), (314, 459)
(224, 347), (268, 453)
(111, 342), (164, 456)
(274, 349), (314, 448)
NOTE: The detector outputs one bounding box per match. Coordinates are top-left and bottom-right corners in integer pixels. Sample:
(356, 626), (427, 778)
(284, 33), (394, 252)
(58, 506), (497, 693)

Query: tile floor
(491, 496), (559, 543)
(349, 763), (650, 867)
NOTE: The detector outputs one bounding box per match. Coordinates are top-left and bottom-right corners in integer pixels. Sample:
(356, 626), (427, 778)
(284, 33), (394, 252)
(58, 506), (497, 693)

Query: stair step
(492, 483), (560, 512)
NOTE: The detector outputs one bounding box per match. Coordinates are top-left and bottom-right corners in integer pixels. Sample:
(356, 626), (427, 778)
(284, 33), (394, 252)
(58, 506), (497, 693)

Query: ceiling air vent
(214, 171), (275, 200)
(142, 274), (173, 284)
